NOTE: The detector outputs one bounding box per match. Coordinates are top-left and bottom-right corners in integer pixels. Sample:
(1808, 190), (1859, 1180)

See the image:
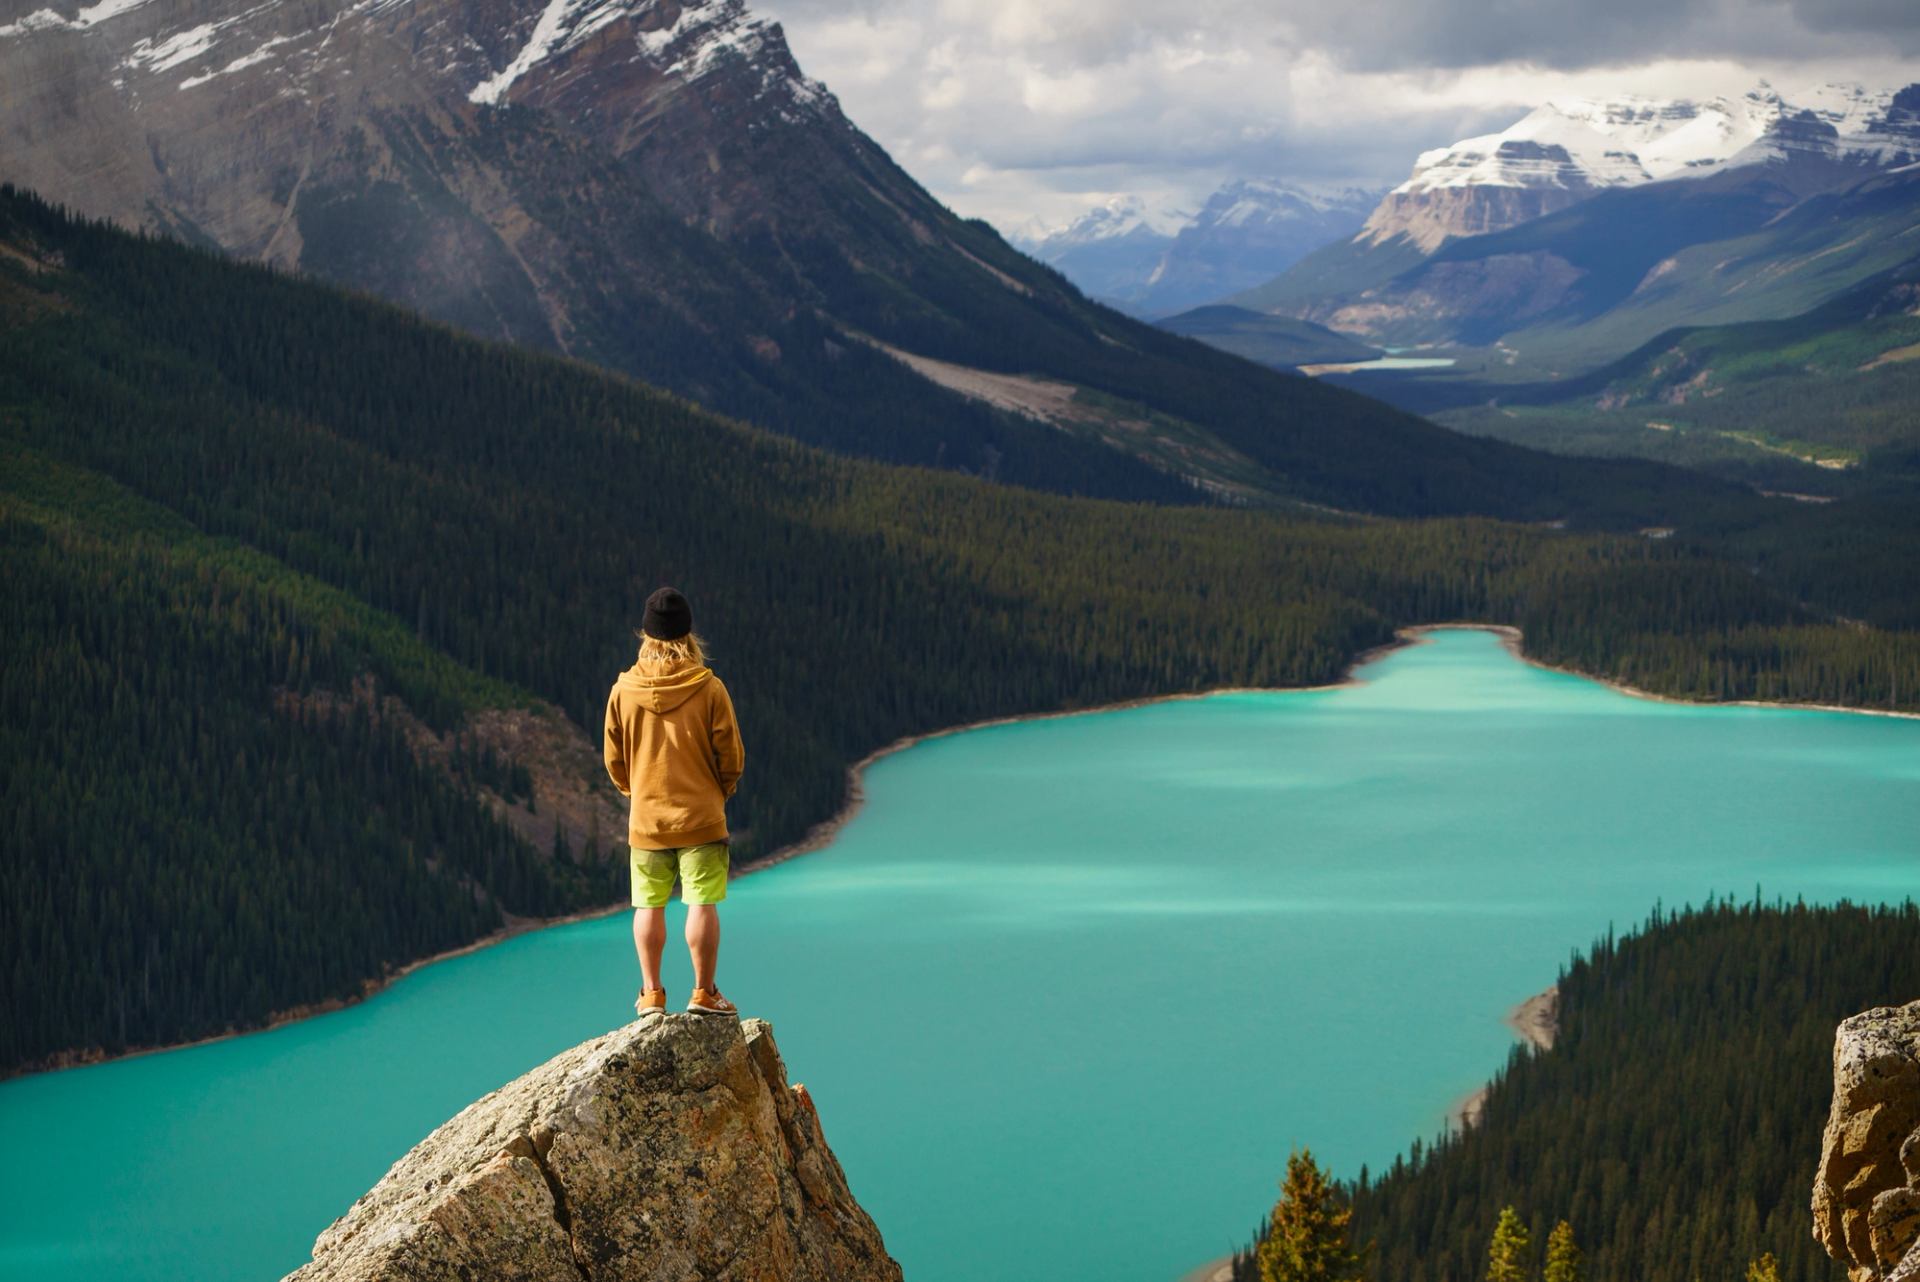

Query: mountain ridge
(1015, 179), (1378, 317)
(1360, 80), (1918, 251)
(1223, 79), (1920, 375)
(0, 0), (1678, 517)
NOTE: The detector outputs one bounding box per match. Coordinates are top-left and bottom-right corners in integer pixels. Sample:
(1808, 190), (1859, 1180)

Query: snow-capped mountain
(1361, 82), (1920, 250)
(7, 0), (1516, 508)
(5, 0), (1249, 489)
(1017, 180), (1378, 316)
(1232, 78), (1920, 366)
(1015, 196), (1192, 252)
(1142, 180), (1379, 317)
(0, 0), (846, 261)
(1012, 196), (1188, 310)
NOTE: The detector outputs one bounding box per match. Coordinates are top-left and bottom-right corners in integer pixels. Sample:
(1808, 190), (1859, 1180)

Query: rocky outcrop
(285, 1015), (901, 1282)
(1814, 1000), (1920, 1282)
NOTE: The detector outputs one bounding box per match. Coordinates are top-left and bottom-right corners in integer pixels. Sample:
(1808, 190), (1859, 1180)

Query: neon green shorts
(630, 842), (730, 908)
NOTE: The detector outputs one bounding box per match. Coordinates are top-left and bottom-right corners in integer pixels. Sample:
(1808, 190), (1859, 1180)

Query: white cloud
(755, 0), (1920, 232)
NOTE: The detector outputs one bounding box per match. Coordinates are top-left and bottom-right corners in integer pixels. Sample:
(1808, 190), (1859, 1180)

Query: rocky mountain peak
(1356, 80), (1916, 252)
(285, 1014), (902, 1282)
(1814, 999), (1920, 1282)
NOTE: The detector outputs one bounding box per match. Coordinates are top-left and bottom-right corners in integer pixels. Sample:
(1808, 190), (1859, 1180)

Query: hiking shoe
(686, 988), (738, 1017)
(635, 988), (667, 1018)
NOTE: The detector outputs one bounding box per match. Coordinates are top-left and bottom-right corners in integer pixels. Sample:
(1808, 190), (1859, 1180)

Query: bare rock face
(1814, 1000), (1920, 1282)
(285, 1014), (901, 1282)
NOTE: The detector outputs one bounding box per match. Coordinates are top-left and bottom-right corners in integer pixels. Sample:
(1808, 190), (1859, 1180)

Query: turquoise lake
(3, 628), (1916, 1282)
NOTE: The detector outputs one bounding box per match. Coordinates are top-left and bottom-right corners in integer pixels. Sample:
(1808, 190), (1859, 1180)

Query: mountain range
(1355, 81), (1912, 252)
(1013, 180), (1379, 318)
(0, 0), (1753, 520)
(1229, 81), (1920, 372)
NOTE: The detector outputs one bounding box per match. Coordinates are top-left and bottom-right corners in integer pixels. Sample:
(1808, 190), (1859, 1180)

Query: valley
(0, 7), (1916, 1282)
(0, 0), (1619, 517)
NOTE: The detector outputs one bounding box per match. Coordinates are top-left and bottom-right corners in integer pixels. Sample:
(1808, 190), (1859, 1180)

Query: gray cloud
(754, 0), (1919, 231)
(1283, 0), (1920, 72)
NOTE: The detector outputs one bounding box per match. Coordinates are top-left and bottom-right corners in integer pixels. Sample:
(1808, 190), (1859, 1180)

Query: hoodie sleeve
(603, 686), (631, 797)
(709, 678), (745, 799)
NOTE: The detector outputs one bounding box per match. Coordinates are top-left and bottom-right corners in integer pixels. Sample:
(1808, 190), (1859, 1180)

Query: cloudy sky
(753, 0), (1920, 235)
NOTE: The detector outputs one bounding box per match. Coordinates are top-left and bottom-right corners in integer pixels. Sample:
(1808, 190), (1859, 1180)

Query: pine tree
(1745, 1253), (1780, 1282)
(1542, 1220), (1583, 1282)
(1256, 1149), (1366, 1282)
(1487, 1207), (1531, 1282)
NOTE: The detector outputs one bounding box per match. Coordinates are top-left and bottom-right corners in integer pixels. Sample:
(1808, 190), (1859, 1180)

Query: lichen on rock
(285, 1015), (901, 1282)
(1814, 999), (1920, 1282)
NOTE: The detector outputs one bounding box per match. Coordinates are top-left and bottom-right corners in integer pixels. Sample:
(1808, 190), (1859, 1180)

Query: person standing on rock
(604, 587), (745, 1018)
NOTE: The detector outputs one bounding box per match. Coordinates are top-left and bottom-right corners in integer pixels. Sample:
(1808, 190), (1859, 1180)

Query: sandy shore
(1176, 1255), (1238, 1282)
(28, 620), (1907, 1079)
(1450, 984), (1561, 1131)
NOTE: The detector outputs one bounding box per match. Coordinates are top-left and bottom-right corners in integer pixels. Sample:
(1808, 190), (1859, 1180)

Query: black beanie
(642, 587), (694, 641)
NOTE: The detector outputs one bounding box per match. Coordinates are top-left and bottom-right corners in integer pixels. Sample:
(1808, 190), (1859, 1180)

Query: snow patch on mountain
(1013, 195), (1189, 251)
(468, 0), (583, 104)
(1195, 179), (1378, 230)
(0, 10), (68, 37)
(466, 0), (823, 110)
(124, 21), (220, 73)
(1393, 81), (1902, 200)
(0, 0), (158, 37)
(178, 32), (293, 89)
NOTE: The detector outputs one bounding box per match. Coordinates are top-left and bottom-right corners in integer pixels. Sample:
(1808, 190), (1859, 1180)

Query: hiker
(603, 587), (745, 1018)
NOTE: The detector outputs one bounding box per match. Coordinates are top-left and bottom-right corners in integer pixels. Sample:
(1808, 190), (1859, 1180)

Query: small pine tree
(1542, 1220), (1583, 1282)
(1745, 1253), (1780, 1282)
(1257, 1149), (1366, 1282)
(1486, 1207), (1531, 1282)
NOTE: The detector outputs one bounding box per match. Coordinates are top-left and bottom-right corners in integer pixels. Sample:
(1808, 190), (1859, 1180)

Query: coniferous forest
(2, 187), (1917, 1075)
(1231, 900), (1920, 1282)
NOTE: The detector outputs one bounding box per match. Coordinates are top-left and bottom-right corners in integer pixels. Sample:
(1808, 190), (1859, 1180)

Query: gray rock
(1814, 1000), (1920, 1282)
(285, 1015), (902, 1282)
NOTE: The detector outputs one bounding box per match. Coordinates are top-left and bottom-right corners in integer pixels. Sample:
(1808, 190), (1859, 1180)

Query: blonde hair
(634, 630), (706, 669)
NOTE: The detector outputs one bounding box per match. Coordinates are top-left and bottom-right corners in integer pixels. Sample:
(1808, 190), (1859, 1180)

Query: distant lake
(2, 630), (1915, 1282)
(1306, 356), (1458, 374)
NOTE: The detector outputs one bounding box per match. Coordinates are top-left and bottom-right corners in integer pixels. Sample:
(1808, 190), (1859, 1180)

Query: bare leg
(633, 907), (666, 994)
(686, 904), (720, 992)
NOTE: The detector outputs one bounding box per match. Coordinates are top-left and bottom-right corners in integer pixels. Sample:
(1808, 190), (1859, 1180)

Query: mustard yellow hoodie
(603, 657), (744, 849)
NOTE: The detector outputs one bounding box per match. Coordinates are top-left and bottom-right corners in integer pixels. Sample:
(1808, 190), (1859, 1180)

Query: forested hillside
(1327, 265), (1920, 631)
(1230, 900), (1920, 1282)
(1, 450), (601, 1069)
(2, 189), (1915, 1076)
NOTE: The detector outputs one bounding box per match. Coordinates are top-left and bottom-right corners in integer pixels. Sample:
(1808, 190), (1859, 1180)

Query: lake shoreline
(22, 622), (1907, 1081)
(1180, 983), (1563, 1282)
(1450, 985), (1561, 1131)
(7, 901), (637, 1081)
(1400, 622), (1920, 722)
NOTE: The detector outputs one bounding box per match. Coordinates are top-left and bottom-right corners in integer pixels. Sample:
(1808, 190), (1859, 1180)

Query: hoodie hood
(617, 659), (714, 714)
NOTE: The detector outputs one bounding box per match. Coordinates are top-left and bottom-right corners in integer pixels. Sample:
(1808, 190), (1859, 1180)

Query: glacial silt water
(2, 629), (1915, 1282)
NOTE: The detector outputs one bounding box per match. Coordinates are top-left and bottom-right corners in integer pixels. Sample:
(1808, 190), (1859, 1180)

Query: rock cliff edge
(1815, 999), (1920, 1282)
(285, 1015), (902, 1282)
